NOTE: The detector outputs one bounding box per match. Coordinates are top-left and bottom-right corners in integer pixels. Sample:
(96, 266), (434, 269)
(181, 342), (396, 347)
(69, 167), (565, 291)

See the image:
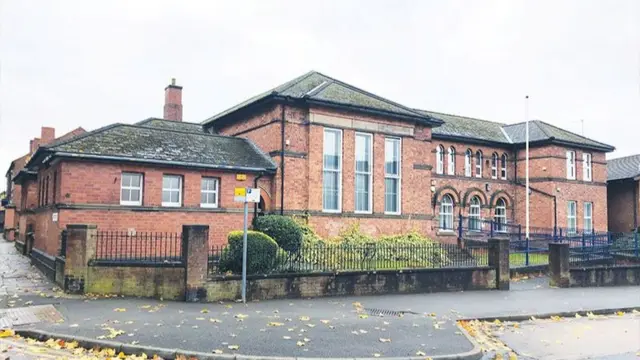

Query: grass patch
(510, 252), (548, 267)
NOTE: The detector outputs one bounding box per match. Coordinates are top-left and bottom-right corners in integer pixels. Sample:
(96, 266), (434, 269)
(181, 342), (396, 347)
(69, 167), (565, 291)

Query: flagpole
(525, 95), (530, 241)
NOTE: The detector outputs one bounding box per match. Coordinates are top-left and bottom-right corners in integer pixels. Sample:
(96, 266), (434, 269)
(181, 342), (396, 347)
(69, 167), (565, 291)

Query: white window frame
(322, 128), (343, 213)
(583, 153), (592, 182)
(447, 147), (456, 175)
(469, 196), (482, 232)
(475, 151), (483, 178)
(494, 198), (507, 233)
(354, 132), (373, 214)
(120, 172), (143, 206)
(384, 137), (402, 215)
(584, 202), (593, 234)
(464, 149), (472, 177)
(501, 154), (508, 180)
(162, 175), (182, 207)
(567, 201), (577, 234)
(200, 177), (219, 208)
(566, 151), (576, 180)
(491, 153), (498, 179)
(436, 145), (444, 175)
(439, 194), (454, 231)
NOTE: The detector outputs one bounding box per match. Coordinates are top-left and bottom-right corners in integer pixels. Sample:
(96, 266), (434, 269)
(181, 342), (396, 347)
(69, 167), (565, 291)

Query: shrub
(253, 215), (303, 253)
(218, 230), (279, 274)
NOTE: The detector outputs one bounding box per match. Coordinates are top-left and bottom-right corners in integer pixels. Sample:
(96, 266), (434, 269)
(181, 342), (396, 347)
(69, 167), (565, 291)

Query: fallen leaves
(227, 345), (240, 350)
(299, 316), (310, 321)
(213, 349), (223, 354)
(358, 314), (369, 319)
(0, 329), (15, 338)
(97, 327), (125, 339)
(416, 350), (426, 356)
(113, 308), (127, 312)
(379, 338), (392, 343)
(550, 316), (562, 322)
(234, 314), (248, 321)
(268, 322), (284, 327)
(296, 341), (305, 347)
(209, 318), (222, 323)
(200, 309), (210, 314)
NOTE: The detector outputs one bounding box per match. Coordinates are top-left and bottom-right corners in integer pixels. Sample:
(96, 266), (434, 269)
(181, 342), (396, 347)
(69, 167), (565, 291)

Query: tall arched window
(464, 149), (472, 177)
(494, 198), (507, 232)
(500, 153), (508, 180)
(439, 194), (454, 230)
(447, 147), (456, 175)
(491, 152), (499, 179)
(475, 150), (483, 178)
(469, 196), (481, 231)
(436, 145), (444, 174)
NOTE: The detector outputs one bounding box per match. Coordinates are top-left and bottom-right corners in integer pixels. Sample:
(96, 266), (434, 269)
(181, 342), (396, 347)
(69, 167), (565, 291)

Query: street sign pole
(241, 199), (248, 304)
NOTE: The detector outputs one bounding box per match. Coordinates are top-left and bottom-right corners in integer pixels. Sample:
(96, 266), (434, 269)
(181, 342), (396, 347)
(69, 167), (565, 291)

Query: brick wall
(607, 179), (638, 232)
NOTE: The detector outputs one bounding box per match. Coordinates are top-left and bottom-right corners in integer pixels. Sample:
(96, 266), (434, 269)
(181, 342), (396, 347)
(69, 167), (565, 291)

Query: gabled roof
(29, 123), (276, 173)
(202, 71), (443, 127)
(607, 154), (640, 181)
(136, 118), (205, 133)
(415, 110), (509, 144)
(502, 120), (614, 151)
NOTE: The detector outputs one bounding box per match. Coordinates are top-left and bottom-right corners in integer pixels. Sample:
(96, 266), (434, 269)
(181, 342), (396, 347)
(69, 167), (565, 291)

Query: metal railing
(92, 231), (184, 265)
(569, 231), (640, 267)
(208, 242), (490, 276)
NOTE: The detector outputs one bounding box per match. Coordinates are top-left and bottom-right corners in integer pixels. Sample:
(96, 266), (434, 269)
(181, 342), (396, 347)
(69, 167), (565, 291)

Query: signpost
(234, 187), (261, 303)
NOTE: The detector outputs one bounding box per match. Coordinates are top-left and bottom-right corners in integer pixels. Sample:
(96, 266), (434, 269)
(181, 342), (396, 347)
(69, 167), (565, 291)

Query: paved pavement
(1, 237), (640, 359)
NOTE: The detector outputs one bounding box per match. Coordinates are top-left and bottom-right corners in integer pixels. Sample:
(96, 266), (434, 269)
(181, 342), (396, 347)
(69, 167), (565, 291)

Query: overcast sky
(1, 0), (639, 192)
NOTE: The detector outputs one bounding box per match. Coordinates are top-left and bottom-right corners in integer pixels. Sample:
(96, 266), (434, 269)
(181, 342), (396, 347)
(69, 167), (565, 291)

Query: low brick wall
(14, 240), (25, 254)
(204, 267), (497, 302)
(570, 265), (640, 287)
(85, 266), (185, 300)
(31, 248), (56, 281)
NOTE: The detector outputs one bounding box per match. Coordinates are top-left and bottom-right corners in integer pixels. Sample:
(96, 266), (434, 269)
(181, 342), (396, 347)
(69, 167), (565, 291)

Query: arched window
(447, 147), (456, 175)
(436, 145), (444, 174)
(439, 194), (454, 230)
(500, 153), (508, 180)
(491, 152), (499, 179)
(475, 150), (483, 178)
(494, 198), (507, 232)
(469, 196), (481, 231)
(464, 149), (472, 177)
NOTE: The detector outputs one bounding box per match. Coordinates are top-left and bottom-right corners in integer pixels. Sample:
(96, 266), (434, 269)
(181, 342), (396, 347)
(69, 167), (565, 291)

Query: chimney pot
(164, 78), (183, 122)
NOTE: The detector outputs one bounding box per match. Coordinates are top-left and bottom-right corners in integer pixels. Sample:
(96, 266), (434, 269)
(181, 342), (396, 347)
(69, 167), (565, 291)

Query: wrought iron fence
(92, 231), (183, 265)
(569, 231), (640, 267)
(208, 242), (489, 276)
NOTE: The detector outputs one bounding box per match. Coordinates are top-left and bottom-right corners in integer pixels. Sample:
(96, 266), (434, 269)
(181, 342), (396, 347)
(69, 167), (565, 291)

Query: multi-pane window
(584, 202), (593, 234)
(491, 153), (498, 179)
(501, 154), (508, 180)
(354, 133), (372, 213)
(566, 151), (576, 180)
(439, 194), (454, 230)
(322, 128), (342, 212)
(447, 147), (455, 175)
(384, 137), (401, 214)
(494, 198), (507, 232)
(464, 149), (472, 177)
(436, 145), (444, 174)
(475, 151), (483, 178)
(469, 196), (481, 231)
(120, 173), (143, 206)
(567, 201), (577, 234)
(162, 175), (182, 207)
(583, 153), (592, 181)
(201, 177), (219, 208)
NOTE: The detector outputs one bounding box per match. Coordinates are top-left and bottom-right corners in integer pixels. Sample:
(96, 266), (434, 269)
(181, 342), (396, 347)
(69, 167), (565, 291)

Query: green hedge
(253, 215), (303, 253)
(218, 230), (279, 274)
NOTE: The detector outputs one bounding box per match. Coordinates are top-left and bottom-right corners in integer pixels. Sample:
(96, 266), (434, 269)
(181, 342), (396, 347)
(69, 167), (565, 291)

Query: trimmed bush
(218, 230), (279, 274)
(253, 215), (303, 253)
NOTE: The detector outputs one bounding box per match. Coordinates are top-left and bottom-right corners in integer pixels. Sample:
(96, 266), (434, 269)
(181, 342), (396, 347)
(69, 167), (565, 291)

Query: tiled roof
(38, 124), (276, 172)
(202, 71), (442, 126)
(502, 120), (613, 151)
(136, 118), (205, 133)
(415, 110), (508, 143)
(607, 154), (640, 181)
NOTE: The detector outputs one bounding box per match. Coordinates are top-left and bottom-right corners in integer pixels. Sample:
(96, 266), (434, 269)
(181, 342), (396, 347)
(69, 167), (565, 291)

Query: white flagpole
(525, 95), (530, 241)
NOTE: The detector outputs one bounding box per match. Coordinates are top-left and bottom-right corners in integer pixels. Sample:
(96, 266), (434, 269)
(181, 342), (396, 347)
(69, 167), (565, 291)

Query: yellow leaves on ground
(373, 353), (381, 357)
(114, 308), (127, 312)
(64, 340), (79, 349)
(296, 340), (305, 347)
(228, 345), (240, 350)
(379, 338), (392, 343)
(616, 311), (625, 316)
(268, 322), (284, 327)
(416, 350), (427, 356)
(586, 312), (598, 320)
(97, 327), (125, 339)
(0, 329), (15, 338)
(200, 309), (209, 314)
(140, 305), (152, 309)
(213, 349), (224, 354)
(575, 313), (582, 319)
(234, 314), (248, 321)
(209, 318), (222, 323)
(283, 336), (292, 340)
(550, 316), (562, 322)
(358, 314), (369, 319)
(509, 351), (518, 360)
(320, 319), (330, 324)
(299, 316), (310, 321)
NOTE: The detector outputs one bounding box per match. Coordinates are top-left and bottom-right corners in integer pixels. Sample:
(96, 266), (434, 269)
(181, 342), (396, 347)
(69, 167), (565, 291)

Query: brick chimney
(163, 78), (183, 121)
(29, 127), (56, 153)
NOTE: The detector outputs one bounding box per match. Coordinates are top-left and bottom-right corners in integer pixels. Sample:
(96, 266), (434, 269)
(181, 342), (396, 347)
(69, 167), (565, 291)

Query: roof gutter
(431, 134), (512, 149)
(49, 152), (277, 174)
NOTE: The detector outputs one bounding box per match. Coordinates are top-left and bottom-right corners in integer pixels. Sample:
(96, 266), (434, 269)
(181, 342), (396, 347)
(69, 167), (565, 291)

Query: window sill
(120, 202), (142, 206)
(322, 209), (342, 214)
(200, 204), (219, 209)
(437, 230), (456, 236)
(161, 203), (182, 208)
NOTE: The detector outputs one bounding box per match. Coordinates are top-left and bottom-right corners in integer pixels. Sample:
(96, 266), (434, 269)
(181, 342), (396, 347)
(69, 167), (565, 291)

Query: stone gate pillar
(488, 237), (510, 290)
(183, 225), (209, 302)
(549, 242), (570, 288)
(63, 224), (97, 294)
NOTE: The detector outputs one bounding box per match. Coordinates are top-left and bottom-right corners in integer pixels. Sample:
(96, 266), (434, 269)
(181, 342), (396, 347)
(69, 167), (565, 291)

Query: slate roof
(32, 124), (276, 172)
(136, 118), (205, 133)
(502, 120), (613, 151)
(415, 110), (508, 143)
(202, 71), (443, 126)
(607, 154), (640, 181)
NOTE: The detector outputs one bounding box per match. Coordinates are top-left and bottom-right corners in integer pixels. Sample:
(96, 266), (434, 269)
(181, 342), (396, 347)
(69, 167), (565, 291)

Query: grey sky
(1, 0), (639, 192)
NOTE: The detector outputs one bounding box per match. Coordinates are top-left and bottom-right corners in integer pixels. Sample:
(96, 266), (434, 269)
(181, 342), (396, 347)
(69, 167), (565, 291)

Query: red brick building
(10, 71), (614, 257)
(606, 155), (640, 232)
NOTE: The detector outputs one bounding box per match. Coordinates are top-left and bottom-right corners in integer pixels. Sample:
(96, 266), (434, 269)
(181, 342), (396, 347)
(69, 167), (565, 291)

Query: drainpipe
(253, 172), (264, 223)
(280, 104), (286, 215)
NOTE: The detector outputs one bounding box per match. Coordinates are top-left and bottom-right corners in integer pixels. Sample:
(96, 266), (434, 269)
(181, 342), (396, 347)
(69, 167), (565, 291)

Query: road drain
(363, 307), (419, 317)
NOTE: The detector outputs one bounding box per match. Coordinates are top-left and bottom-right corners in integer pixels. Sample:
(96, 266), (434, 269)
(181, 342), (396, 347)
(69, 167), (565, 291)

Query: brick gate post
(549, 242), (570, 288)
(488, 236), (510, 290)
(183, 225), (209, 302)
(63, 224), (97, 294)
